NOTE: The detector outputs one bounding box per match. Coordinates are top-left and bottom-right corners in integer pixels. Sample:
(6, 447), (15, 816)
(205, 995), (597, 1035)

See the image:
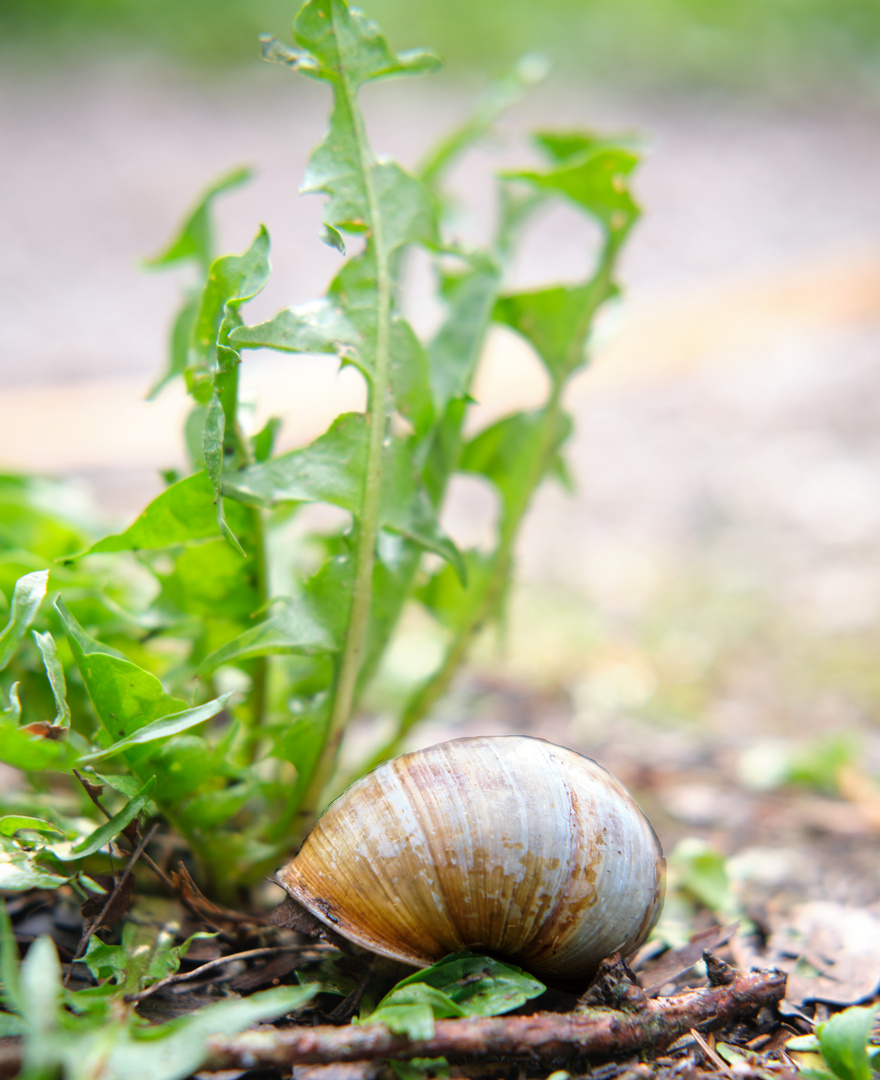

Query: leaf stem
(231, 411), (271, 740)
(294, 41), (393, 831)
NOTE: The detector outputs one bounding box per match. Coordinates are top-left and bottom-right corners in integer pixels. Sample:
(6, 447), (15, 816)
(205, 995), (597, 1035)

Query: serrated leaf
(0, 569), (49, 671)
(494, 280), (610, 384)
(32, 630), (70, 728)
(428, 258), (501, 413)
(460, 410), (572, 518)
(229, 299), (360, 355)
(146, 166), (252, 271)
(506, 144), (640, 236)
(391, 952), (545, 1018)
(52, 778), (155, 861)
(281, 3), (438, 249)
(192, 226), (271, 367)
(291, 1), (440, 87)
(223, 413), (463, 576)
(81, 472), (251, 555)
(223, 412), (365, 510)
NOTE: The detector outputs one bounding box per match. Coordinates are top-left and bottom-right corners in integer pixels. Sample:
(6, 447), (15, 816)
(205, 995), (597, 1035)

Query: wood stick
(203, 967), (786, 1069)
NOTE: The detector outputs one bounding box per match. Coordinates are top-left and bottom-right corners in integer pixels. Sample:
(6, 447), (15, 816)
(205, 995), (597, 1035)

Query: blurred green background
(3, 0), (879, 94)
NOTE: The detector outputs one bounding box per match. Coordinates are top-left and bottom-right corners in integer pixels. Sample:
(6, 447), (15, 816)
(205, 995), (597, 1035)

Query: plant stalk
(294, 49), (393, 833)
(361, 236), (622, 772)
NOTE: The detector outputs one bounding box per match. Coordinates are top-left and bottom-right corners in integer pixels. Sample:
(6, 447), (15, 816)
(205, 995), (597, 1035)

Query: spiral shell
(277, 735), (664, 984)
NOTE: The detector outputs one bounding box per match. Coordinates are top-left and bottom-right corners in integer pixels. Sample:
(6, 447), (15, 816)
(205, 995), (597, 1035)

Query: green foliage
(365, 952), (545, 1039)
(0, 903), (317, 1080)
(1, 0), (638, 1000)
(788, 1005), (880, 1080)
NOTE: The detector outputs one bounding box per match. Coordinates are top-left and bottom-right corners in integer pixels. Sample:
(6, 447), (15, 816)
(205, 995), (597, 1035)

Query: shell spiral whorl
(278, 735), (664, 984)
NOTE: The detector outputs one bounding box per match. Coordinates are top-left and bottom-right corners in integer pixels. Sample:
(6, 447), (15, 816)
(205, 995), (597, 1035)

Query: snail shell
(277, 735), (664, 984)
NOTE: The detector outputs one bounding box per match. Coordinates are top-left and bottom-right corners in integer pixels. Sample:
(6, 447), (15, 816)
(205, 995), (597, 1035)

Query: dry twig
(123, 944), (329, 1003)
(63, 823), (158, 985)
(203, 967), (786, 1069)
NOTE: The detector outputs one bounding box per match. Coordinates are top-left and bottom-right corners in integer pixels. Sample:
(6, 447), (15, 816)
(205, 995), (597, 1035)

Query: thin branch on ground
(73, 769), (179, 894)
(203, 967), (787, 1069)
(63, 823), (158, 985)
(123, 944), (330, 1003)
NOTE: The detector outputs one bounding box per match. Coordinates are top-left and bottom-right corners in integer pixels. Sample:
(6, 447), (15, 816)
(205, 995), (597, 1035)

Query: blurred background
(2, 0), (880, 909)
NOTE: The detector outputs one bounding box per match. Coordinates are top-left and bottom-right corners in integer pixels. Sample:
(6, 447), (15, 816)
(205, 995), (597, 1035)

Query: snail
(277, 735), (664, 986)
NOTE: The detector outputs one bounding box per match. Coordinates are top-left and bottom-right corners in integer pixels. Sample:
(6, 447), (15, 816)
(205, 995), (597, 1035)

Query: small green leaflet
(0, 839), (70, 891)
(145, 166), (253, 273)
(229, 298), (360, 356)
(80, 471), (251, 555)
(505, 142), (640, 236)
(0, 817), (63, 838)
(77, 697), (232, 765)
(0, 724), (78, 772)
(367, 952), (545, 1040)
(460, 410), (572, 520)
(816, 1005), (879, 1080)
(494, 281), (606, 385)
(0, 682), (20, 723)
(56, 599), (230, 762)
(32, 630), (70, 728)
(83, 922), (216, 996)
(192, 226), (271, 368)
(264, 2), (438, 248)
(222, 413), (464, 578)
(10, 925), (319, 1080)
(53, 778), (155, 861)
(0, 570), (49, 671)
(199, 602), (336, 675)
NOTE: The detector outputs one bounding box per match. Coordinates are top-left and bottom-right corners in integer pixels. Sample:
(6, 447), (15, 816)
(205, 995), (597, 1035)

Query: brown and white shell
(277, 735), (664, 984)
